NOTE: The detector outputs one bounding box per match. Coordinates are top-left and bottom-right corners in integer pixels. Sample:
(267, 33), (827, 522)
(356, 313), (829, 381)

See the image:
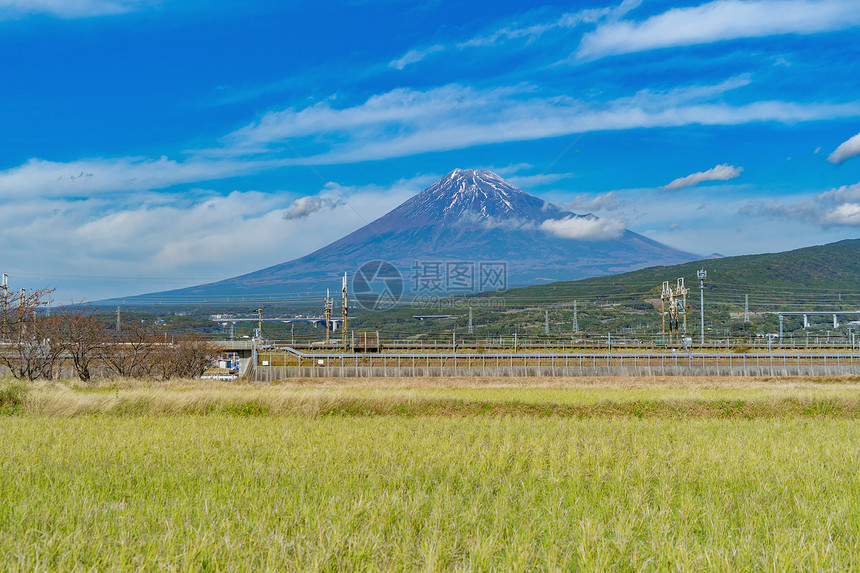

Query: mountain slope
(489, 237), (860, 306)
(350, 238), (860, 337)
(123, 169), (699, 303)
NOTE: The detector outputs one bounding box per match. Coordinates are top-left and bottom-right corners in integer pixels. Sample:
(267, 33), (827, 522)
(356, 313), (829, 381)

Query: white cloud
(661, 163), (743, 190)
(562, 191), (624, 213)
(578, 0), (860, 59)
(458, 0), (642, 49)
(0, 0), (152, 19)
(539, 215), (626, 241)
(284, 194), (345, 219)
(0, 177), (426, 302)
(740, 182), (860, 228)
(4, 78), (857, 199)
(483, 163), (534, 176)
(0, 156), (271, 199)
(389, 45), (445, 70)
(823, 202), (860, 226)
(225, 82), (860, 166)
(818, 182), (860, 203)
(505, 172), (576, 190)
(458, 7), (611, 48)
(389, 3), (634, 70)
(828, 132), (860, 164)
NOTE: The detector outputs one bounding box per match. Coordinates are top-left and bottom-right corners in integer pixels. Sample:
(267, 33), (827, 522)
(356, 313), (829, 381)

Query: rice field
(3, 376), (860, 570)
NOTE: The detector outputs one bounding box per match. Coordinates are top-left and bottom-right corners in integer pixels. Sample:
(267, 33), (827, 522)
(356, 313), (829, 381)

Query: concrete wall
(0, 364), (114, 380)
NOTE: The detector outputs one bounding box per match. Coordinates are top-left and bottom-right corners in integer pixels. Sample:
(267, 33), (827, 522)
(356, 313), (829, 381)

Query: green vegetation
(3, 377), (860, 569)
(3, 412), (860, 570)
(351, 238), (860, 340)
(0, 379), (27, 415)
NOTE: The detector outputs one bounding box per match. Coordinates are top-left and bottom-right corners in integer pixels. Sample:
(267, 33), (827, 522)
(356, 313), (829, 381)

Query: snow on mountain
(387, 168), (567, 224)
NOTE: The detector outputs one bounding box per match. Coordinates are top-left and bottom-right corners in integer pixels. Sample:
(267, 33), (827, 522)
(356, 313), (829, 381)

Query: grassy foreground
(3, 377), (860, 570)
(6, 375), (860, 419)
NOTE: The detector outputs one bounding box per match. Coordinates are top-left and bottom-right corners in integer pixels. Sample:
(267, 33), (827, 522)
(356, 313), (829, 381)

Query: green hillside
(499, 238), (860, 302)
(351, 238), (860, 340)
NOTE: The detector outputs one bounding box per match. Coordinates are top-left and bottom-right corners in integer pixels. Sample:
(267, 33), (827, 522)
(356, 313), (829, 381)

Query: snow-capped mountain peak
(391, 168), (563, 225)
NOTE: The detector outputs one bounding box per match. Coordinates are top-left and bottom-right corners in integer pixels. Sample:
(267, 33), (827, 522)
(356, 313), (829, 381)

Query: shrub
(0, 380), (27, 415)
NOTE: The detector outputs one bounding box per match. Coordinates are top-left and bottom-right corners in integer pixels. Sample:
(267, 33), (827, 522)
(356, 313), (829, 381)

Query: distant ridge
(116, 169), (699, 303)
(492, 237), (860, 304)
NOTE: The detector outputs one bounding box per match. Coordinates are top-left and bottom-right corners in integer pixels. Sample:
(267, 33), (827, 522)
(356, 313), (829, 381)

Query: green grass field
(3, 377), (860, 570)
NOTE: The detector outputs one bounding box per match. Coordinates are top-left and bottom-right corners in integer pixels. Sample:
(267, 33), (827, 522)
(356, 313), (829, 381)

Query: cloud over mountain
(284, 195), (345, 219)
(539, 215), (626, 240)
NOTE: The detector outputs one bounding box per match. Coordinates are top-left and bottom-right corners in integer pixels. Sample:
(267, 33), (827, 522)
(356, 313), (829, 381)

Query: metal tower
(660, 278), (688, 342)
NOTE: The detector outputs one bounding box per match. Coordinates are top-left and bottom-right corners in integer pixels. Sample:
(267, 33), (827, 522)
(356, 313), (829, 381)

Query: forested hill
(491, 238), (860, 306)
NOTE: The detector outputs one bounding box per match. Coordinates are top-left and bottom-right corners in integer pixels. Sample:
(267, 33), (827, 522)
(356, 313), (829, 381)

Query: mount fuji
(125, 169), (699, 303)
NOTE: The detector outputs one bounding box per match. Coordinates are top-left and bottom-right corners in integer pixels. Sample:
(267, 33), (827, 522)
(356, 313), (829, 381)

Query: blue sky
(2, 0), (860, 302)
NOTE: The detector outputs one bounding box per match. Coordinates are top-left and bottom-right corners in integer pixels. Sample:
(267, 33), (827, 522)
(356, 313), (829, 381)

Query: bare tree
(150, 333), (215, 380)
(103, 318), (159, 379)
(54, 305), (108, 381)
(167, 335), (215, 379)
(0, 287), (62, 380)
(1, 282), (217, 381)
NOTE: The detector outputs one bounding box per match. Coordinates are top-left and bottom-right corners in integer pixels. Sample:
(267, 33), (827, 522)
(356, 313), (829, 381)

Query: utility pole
(544, 309), (549, 336)
(468, 306), (473, 335)
(341, 272), (348, 350)
(1, 273), (7, 343)
(661, 282), (666, 338)
(572, 300), (579, 333)
(254, 308), (263, 340)
(18, 288), (26, 340)
(324, 288), (332, 344)
(116, 306), (122, 332)
(697, 269), (706, 346)
(744, 294), (750, 323)
(682, 279), (688, 336)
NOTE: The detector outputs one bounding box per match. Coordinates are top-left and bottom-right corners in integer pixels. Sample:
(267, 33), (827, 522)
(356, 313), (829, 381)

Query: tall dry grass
(7, 375), (860, 418)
